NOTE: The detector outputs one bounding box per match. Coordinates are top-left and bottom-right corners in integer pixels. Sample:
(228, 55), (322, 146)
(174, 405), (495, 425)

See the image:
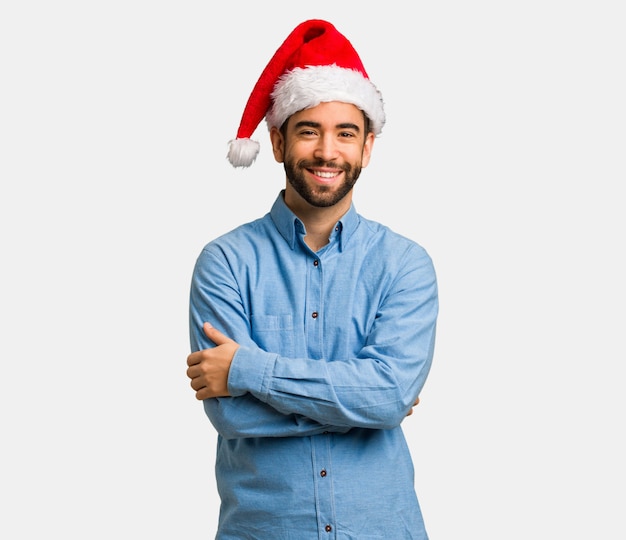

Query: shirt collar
(270, 190), (359, 252)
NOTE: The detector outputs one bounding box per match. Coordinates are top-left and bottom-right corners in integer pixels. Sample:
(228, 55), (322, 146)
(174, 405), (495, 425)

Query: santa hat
(227, 19), (386, 168)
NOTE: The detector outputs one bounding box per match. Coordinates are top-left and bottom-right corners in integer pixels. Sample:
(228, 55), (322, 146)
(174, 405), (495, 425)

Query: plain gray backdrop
(2, 1), (624, 538)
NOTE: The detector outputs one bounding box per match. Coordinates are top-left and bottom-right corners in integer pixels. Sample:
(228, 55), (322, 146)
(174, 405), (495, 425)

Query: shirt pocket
(250, 313), (295, 357)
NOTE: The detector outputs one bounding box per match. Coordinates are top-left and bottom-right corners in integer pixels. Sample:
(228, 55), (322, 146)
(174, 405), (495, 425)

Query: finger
(203, 322), (236, 346)
(189, 376), (206, 392)
(187, 352), (202, 366)
(202, 322), (213, 336)
(186, 364), (201, 379)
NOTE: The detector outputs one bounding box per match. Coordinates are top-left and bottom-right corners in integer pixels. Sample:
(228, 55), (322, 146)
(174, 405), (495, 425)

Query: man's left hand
(186, 323), (239, 400)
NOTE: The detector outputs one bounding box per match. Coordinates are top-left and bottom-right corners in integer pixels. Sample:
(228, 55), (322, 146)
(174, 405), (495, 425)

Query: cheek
(282, 141), (307, 163)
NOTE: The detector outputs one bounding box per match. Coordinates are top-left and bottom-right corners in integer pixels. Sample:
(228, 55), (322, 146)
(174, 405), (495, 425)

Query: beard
(283, 157), (363, 208)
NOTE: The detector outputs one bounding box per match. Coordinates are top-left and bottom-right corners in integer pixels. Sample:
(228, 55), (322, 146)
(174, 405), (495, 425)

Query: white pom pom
(227, 138), (261, 168)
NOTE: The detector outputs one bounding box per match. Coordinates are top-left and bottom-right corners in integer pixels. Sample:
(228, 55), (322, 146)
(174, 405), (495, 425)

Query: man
(186, 19), (438, 539)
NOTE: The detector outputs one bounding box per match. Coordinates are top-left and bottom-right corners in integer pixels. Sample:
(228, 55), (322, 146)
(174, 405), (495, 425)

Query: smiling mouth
(310, 169), (341, 179)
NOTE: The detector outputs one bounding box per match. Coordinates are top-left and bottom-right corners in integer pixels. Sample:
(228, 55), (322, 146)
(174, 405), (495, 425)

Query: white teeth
(315, 170), (339, 178)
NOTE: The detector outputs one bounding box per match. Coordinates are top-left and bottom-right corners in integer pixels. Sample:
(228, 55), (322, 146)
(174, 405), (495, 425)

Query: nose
(313, 133), (339, 162)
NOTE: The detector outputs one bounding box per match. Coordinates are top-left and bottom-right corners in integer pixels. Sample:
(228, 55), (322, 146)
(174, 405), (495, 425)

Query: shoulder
(200, 213), (273, 257)
(356, 214), (433, 265)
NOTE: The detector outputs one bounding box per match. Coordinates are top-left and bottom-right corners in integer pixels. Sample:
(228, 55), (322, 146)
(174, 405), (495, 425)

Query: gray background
(2, 1), (624, 538)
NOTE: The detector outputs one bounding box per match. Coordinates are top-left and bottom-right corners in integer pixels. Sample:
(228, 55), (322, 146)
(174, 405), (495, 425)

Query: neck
(283, 188), (351, 251)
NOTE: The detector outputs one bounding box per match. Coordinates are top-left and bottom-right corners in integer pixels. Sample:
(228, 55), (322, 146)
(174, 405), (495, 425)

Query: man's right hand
(406, 397), (420, 416)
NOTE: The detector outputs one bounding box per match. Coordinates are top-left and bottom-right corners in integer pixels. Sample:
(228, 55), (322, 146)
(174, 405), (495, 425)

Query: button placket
(311, 433), (334, 539)
(312, 260), (320, 320)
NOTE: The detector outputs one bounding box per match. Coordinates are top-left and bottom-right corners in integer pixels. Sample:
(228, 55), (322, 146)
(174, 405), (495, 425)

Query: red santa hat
(227, 19), (386, 168)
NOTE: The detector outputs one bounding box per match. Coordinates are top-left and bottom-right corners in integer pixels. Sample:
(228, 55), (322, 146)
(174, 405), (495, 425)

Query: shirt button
(325, 524), (332, 532)
(313, 259), (319, 266)
(312, 311), (318, 319)
(320, 469), (327, 477)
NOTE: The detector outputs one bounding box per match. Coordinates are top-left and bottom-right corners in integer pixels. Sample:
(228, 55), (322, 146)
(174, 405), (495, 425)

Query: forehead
(288, 101), (365, 128)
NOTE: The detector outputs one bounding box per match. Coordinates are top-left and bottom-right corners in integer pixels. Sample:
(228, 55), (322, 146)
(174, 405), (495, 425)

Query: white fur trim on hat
(265, 65), (386, 135)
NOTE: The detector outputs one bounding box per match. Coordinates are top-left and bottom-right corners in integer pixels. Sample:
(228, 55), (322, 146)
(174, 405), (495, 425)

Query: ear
(361, 131), (375, 168)
(269, 126), (285, 163)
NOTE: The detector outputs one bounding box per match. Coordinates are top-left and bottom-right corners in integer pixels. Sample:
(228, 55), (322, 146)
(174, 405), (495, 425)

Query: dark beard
(284, 158), (362, 208)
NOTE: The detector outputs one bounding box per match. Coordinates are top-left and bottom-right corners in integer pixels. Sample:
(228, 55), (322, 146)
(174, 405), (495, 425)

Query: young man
(186, 19), (439, 539)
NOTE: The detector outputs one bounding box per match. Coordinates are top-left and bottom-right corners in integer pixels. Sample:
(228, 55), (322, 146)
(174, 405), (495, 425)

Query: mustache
(298, 159), (351, 173)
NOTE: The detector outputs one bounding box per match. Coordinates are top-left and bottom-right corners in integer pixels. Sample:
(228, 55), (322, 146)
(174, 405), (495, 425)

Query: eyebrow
(293, 120), (361, 132)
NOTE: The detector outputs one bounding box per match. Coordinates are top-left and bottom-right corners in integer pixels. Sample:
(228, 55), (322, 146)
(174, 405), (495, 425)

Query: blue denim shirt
(189, 191), (438, 539)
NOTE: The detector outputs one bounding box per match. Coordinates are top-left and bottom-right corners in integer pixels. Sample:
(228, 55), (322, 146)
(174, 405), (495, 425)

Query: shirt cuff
(227, 345), (274, 398)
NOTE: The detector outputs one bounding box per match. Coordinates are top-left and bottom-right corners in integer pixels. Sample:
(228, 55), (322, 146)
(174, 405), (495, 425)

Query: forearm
(229, 332), (435, 430)
(203, 394), (350, 439)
